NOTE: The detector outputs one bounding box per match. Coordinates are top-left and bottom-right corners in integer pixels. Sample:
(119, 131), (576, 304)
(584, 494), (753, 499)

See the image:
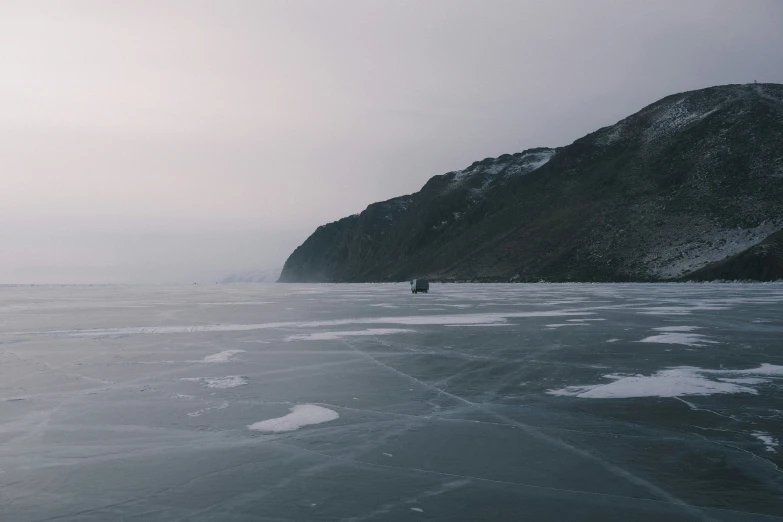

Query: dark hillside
(280, 84), (783, 283)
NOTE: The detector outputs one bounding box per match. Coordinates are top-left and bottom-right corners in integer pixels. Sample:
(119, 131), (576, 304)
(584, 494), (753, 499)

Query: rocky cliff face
(279, 84), (783, 283)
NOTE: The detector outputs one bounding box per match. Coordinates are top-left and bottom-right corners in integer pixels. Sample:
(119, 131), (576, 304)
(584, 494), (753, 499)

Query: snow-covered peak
(448, 148), (555, 188)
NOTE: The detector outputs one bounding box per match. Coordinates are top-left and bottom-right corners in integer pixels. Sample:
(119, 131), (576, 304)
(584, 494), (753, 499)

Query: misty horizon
(3, 1), (783, 284)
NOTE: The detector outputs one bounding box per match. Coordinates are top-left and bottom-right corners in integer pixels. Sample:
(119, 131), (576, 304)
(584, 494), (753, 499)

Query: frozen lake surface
(1, 283), (782, 521)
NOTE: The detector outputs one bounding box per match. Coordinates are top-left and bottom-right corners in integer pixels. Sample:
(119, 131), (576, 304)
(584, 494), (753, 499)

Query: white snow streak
(752, 432), (779, 453)
(286, 329), (412, 341)
(200, 350), (245, 363)
(637, 333), (716, 347)
(39, 310), (595, 337)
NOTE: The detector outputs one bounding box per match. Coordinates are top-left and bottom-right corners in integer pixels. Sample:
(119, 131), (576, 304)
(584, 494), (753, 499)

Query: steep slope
(684, 228), (783, 282)
(279, 84), (783, 282)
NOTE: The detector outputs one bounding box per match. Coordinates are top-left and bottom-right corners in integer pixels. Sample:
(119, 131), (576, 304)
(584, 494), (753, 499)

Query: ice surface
(248, 404), (339, 433)
(2, 283), (783, 520)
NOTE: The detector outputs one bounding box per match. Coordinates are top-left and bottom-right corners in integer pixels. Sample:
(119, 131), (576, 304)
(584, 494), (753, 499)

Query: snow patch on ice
(637, 332), (716, 347)
(286, 329), (413, 341)
(653, 326), (700, 332)
(204, 376), (248, 389)
(547, 364), (782, 399)
(37, 310), (597, 337)
(181, 376), (248, 388)
(635, 305), (729, 315)
(248, 404), (339, 433)
(200, 350), (245, 363)
(188, 401), (229, 417)
(443, 323), (511, 328)
(718, 377), (769, 385)
(752, 431), (779, 453)
(721, 363), (783, 376)
(548, 370), (753, 398)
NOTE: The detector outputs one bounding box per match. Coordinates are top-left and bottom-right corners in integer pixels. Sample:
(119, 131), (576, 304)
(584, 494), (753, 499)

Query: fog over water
(2, 1), (782, 283)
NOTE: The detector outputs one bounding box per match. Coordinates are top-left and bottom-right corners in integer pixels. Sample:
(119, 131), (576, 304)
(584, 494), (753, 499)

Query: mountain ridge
(279, 83), (783, 283)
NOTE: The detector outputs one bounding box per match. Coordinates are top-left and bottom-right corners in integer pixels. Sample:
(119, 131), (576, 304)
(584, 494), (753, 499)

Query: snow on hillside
(450, 148), (555, 188)
(644, 221), (783, 279)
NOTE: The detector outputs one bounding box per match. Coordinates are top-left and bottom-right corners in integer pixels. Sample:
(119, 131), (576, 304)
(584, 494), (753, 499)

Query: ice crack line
(268, 439), (768, 521)
(343, 340), (717, 522)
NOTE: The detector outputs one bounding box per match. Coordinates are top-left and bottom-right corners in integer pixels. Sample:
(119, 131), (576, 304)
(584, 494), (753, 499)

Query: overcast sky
(2, 0), (782, 283)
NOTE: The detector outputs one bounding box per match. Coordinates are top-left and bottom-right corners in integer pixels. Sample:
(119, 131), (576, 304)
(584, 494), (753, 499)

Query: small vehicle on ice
(411, 279), (429, 294)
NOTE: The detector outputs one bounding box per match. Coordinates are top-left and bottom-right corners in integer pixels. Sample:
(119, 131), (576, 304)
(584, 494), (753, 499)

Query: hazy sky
(2, 0), (782, 283)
